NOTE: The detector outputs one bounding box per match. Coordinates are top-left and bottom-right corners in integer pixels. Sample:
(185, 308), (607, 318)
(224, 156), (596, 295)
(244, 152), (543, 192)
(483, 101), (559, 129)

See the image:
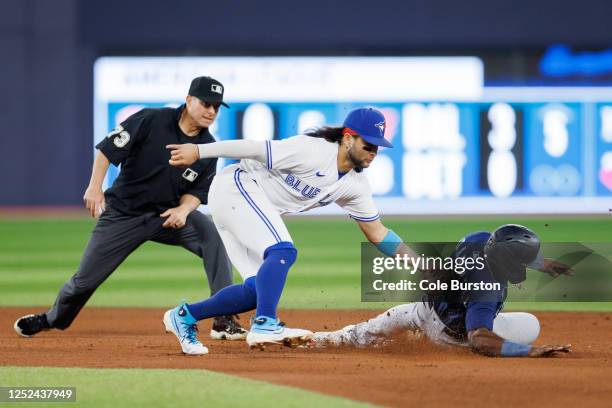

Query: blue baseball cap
(343, 107), (393, 148)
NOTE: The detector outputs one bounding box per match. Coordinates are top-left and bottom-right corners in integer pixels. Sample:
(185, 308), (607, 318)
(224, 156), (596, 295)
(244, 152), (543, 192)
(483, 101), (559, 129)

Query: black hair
(304, 126), (345, 144)
(304, 126), (363, 172)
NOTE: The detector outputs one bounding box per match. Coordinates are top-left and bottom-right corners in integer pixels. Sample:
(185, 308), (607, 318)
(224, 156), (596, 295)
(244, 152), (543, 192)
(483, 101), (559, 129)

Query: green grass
(0, 366), (369, 408)
(0, 216), (610, 310)
(0, 216), (610, 406)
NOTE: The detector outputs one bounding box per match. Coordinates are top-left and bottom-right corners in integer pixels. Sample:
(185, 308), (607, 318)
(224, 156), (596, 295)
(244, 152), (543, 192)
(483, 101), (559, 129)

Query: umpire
(14, 76), (247, 340)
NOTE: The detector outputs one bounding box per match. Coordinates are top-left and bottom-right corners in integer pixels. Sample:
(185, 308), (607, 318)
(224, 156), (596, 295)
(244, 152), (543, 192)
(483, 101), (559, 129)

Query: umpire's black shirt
(95, 105), (217, 215)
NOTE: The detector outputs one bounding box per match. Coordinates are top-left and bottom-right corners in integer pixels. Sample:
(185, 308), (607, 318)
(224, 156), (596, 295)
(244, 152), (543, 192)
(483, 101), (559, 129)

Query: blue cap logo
(343, 107), (393, 148)
(374, 122), (385, 136)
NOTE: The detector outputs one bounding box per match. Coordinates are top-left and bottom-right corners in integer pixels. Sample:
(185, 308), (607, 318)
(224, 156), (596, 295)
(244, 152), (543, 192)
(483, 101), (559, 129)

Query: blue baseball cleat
(163, 302), (208, 355)
(246, 316), (313, 350)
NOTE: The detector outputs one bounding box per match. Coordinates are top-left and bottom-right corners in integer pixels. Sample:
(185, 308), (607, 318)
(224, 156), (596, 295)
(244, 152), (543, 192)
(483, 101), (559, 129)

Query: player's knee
(521, 313), (540, 343)
(493, 312), (540, 345)
(244, 276), (257, 295)
(263, 241), (298, 266)
(242, 276), (258, 307)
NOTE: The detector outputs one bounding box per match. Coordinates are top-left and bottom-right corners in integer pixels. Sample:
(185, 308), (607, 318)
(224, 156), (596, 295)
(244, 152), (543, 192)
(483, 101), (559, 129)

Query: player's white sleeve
(197, 140), (267, 162)
(267, 135), (313, 171)
(335, 178), (380, 222)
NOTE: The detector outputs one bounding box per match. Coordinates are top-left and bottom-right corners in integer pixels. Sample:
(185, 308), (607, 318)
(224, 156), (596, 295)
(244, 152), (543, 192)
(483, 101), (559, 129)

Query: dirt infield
(1, 308), (611, 407)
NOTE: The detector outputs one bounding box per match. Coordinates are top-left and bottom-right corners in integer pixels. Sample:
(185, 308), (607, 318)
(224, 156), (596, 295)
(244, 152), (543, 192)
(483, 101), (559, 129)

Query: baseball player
(163, 107), (427, 354)
(314, 225), (574, 358)
(14, 76), (246, 342)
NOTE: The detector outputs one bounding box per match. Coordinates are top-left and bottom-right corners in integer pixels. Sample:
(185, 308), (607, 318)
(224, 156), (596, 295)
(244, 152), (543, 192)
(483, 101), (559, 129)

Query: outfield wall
(95, 57), (612, 215)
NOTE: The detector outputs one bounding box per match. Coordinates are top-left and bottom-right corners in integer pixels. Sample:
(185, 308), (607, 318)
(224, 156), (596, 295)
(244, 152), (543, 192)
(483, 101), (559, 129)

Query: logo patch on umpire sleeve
(107, 125), (130, 148)
(113, 131), (130, 148)
(107, 124), (123, 138)
(182, 168), (199, 182)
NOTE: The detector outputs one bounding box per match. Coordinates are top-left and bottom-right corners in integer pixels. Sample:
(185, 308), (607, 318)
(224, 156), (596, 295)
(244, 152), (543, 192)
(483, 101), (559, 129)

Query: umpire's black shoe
(14, 313), (51, 337)
(210, 315), (248, 340)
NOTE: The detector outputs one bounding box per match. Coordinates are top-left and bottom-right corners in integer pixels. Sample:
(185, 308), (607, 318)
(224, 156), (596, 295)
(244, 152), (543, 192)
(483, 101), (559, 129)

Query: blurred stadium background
(1, 0), (611, 406)
(2, 0), (611, 213)
(2, 0), (611, 344)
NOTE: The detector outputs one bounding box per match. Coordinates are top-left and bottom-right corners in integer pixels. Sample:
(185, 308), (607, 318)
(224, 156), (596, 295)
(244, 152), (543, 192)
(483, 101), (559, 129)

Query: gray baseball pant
(45, 206), (232, 329)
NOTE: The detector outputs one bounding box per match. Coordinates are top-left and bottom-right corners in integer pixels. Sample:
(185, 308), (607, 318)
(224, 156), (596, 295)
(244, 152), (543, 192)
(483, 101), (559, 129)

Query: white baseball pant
(333, 302), (540, 347)
(208, 164), (293, 280)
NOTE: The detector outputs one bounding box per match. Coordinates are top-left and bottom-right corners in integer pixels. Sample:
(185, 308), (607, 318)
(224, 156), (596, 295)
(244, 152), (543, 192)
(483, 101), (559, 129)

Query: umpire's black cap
(188, 76), (229, 108)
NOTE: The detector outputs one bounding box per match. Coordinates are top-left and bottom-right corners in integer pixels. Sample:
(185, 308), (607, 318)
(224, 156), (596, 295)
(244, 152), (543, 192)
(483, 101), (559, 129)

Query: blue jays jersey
(424, 231), (507, 340)
(239, 135), (380, 221)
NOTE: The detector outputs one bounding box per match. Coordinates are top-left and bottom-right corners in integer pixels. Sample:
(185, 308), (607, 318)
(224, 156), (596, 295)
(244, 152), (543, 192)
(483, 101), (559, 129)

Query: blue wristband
(501, 340), (532, 357)
(376, 229), (402, 256)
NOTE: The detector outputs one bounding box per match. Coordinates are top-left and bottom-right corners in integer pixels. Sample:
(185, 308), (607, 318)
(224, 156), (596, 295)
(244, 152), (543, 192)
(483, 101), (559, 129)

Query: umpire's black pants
(45, 206), (232, 329)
